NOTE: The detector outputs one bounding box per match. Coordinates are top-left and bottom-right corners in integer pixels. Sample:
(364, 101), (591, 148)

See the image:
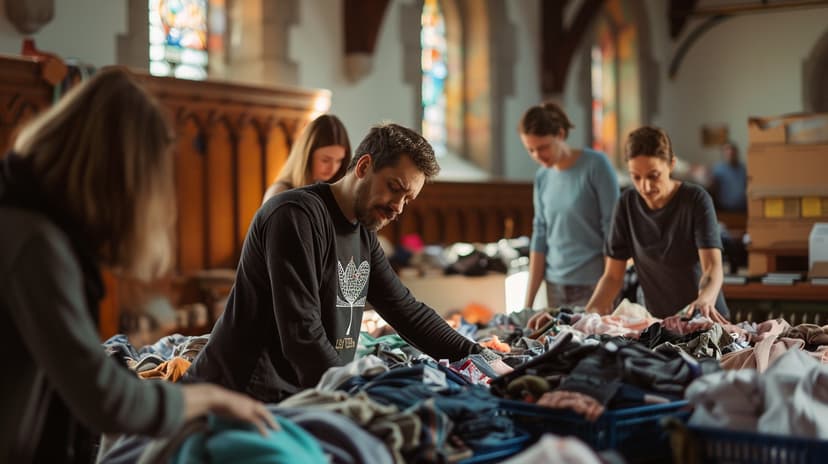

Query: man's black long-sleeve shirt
(187, 183), (477, 401)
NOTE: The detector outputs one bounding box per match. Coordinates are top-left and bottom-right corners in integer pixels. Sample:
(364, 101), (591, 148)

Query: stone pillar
(224, 0), (297, 86)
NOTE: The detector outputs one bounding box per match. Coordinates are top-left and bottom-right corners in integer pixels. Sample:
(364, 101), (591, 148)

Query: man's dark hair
(348, 123), (440, 179)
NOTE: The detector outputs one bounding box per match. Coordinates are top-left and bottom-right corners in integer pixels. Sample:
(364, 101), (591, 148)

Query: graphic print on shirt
(336, 257), (369, 335)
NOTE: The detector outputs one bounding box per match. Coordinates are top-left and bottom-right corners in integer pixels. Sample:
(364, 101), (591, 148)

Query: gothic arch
(578, 0), (656, 166)
(803, 28), (828, 112)
(403, 0), (505, 176)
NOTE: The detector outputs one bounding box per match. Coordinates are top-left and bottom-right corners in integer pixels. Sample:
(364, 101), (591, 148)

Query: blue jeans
(546, 281), (595, 307)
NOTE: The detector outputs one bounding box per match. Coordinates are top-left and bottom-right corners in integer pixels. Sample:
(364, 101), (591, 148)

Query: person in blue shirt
(710, 141), (747, 212)
(520, 102), (619, 328)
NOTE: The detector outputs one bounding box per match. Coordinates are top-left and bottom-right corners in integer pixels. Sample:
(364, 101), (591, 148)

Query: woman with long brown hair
(0, 68), (274, 462)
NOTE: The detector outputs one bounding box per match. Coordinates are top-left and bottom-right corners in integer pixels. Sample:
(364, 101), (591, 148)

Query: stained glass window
(149, 0), (209, 80)
(591, 19), (618, 160)
(590, 3), (641, 166)
(421, 0), (447, 157)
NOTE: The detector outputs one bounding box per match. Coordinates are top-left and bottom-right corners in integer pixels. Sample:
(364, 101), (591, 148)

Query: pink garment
(572, 313), (640, 339)
(721, 337), (806, 373)
(661, 314), (715, 335)
(610, 300), (661, 333)
(752, 318), (792, 343)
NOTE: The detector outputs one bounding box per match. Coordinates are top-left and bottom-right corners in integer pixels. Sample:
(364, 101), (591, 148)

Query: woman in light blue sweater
(520, 102), (619, 330)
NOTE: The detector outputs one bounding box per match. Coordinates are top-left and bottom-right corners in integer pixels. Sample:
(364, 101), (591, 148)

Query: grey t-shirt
(605, 182), (729, 319)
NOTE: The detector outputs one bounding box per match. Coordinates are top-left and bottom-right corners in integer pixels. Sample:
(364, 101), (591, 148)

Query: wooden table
(723, 282), (828, 324)
(723, 282), (828, 302)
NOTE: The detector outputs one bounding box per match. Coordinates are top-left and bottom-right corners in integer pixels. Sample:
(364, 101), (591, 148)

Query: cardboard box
(748, 113), (828, 145)
(747, 143), (828, 197)
(749, 196), (828, 219)
(810, 262), (828, 279)
(747, 218), (817, 249)
(748, 197), (763, 219)
(764, 198), (800, 219)
(748, 251), (773, 276)
(802, 197), (828, 218)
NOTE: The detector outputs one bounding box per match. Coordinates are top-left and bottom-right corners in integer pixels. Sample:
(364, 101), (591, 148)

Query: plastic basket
(498, 399), (689, 463)
(458, 432), (533, 464)
(676, 425), (828, 464)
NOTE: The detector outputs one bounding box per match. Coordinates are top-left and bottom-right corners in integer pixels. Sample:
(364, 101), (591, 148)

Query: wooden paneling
(237, 124), (264, 240)
(176, 119), (206, 271)
(205, 121), (236, 268)
(130, 73), (323, 274)
(379, 180), (534, 245)
(0, 55), (52, 155)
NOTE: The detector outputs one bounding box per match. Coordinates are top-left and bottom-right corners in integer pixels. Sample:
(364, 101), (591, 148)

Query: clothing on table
(605, 182), (729, 319)
(688, 349), (828, 439)
(270, 407), (394, 464)
(531, 149), (619, 286)
(138, 357), (192, 382)
(0, 154), (183, 462)
(187, 183), (477, 402)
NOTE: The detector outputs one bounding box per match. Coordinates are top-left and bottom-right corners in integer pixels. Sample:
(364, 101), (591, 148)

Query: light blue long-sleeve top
(530, 148), (620, 285)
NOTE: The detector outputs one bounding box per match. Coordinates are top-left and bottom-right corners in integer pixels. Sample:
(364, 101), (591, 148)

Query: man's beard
(353, 180), (385, 231)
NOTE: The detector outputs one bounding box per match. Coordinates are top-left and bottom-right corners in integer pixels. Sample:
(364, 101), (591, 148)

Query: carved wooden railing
(131, 74), (325, 272)
(379, 180), (534, 245)
(0, 55), (54, 153)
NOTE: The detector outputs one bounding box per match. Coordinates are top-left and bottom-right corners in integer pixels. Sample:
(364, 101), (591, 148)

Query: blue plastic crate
(458, 432), (533, 464)
(497, 399), (689, 463)
(683, 426), (828, 464)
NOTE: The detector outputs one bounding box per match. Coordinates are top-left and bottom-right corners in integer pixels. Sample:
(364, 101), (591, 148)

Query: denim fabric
(545, 282), (595, 308)
(103, 334), (204, 366)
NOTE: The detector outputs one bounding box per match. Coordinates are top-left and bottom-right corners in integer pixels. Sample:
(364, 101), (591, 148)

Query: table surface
(723, 282), (828, 301)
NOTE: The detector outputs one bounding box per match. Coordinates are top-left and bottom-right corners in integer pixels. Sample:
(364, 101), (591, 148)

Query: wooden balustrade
(379, 180), (534, 245)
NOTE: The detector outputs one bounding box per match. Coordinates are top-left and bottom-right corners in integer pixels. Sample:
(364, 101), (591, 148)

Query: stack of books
(761, 272), (804, 285)
(723, 274), (748, 285)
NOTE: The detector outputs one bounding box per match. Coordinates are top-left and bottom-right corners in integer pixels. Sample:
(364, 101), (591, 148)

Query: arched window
(149, 0), (210, 80)
(590, 0), (642, 165)
(421, 0), (448, 157)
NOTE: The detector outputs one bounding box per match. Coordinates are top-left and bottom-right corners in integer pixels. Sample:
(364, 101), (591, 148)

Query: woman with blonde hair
(262, 113), (351, 203)
(0, 67), (274, 462)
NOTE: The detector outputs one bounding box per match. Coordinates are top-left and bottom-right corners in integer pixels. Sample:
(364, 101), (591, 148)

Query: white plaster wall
(644, 0), (828, 165)
(289, 0), (416, 145)
(0, 0), (127, 67)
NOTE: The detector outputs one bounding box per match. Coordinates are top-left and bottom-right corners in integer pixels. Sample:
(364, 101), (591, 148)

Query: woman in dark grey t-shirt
(584, 126), (730, 321)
